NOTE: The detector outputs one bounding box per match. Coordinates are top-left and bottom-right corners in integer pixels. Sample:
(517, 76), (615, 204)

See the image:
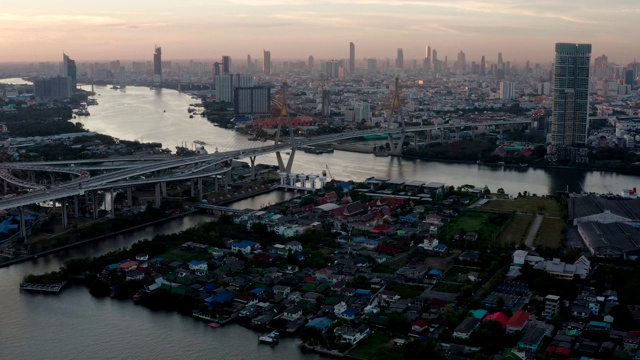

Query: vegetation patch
(347, 333), (402, 360)
(497, 214), (534, 247)
(482, 196), (562, 217)
(534, 217), (565, 249)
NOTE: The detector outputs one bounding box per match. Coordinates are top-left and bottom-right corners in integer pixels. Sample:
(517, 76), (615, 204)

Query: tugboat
(258, 330), (279, 347)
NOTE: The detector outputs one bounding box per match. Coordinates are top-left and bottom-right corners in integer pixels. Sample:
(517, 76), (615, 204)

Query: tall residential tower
(349, 42), (355, 74)
(263, 50), (271, 75)
(550, 43), (591, 147)
(153, 46), (162, 85)
(62, 53), (77, 92)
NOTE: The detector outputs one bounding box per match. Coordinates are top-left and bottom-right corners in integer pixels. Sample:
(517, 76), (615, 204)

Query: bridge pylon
(274, 82), (296, 173)
(386, 77), (406, 156)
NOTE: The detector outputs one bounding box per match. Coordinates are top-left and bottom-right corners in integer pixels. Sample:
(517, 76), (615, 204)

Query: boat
(208, 322), (221, 329)
(258, 330), (279, 346)
(189, 114), (194, 118)
(374, 151), (389, 157)
(193, 140), (206, 145)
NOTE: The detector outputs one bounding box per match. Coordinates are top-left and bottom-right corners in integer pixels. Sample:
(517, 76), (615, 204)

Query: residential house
(411, 319), (430, 334)
(378, 290), (401, 304)
(334, 325), (371, 345)
(507, 311), (532, 334)
(272, 285), (291, 298)
(453, 317), (480, 339)
(188, 260), (208, 274)
(518, 323), (552, 352)
(282, 306), (303, 321)
(231, 240), (261, 254)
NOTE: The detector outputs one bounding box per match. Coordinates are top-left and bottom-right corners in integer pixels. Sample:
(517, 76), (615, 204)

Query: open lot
(481, 196), (563, 217)
(348, 333), (403, 360)
(534, 217), (566, 249)
(497, 214), (534, 247)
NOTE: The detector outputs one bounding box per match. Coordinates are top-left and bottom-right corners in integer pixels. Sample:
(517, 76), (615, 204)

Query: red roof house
(483, 312), (510, 329)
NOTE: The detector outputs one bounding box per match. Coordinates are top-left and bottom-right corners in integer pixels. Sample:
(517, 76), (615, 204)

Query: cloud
(0, 13), (127, 26)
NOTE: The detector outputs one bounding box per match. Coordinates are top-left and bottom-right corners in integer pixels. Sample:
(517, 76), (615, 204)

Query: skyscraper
(349, 42), (355, 74)
(497, 52), (503, 70)
(247, 54), (252, 72)
(456, 51), (466, 73)
(62, 53), (77, 92)
(367, 58), (377, 73)
(550, 43), (591, 147)
(263, 50), (271, 75)
(396, 48), (404, 69)
(432, 49), (438, 73)
(480, 56), (486, 76)
(425, 45), (431, 71)
(222, 56), (232, 75)
(308, 55), (314, 70)
(153, 46), (162, 85)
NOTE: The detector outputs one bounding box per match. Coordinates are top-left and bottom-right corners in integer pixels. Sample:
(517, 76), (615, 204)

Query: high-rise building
(499, 81), (516, 100)
(215, 75), (233, 103)
(34, 76), (72, 99)
(367, 58), (377, 73)
(498, 52), (503, 70)
(222, 56), (232, 75)
(153, 46), (162, 85)
(349, 42), (355, 74)
(308, 55), (314, 70)
(424, 45), (431, 71)
(234, 87), (271, 115)
(247, 54), (252, 72)
(456, 51), (466, 73)
(480, 56), (486, 76)
(263, 50), (271, 75)
(62, 53), (77, 92)
(432, 49), (438, 73)
(325, 60), (340, 78)
(550, 43), (591, 147)
(396, 48), (404, 69)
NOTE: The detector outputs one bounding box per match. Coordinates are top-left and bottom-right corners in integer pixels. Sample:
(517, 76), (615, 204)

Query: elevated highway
(0, 119), (531, 211)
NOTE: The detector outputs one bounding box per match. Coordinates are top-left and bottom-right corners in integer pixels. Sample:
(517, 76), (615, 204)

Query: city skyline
(0, 1), (638, 63)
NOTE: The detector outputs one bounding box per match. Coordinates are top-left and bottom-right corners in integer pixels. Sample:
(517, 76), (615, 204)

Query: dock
(19, 282), (66, 293)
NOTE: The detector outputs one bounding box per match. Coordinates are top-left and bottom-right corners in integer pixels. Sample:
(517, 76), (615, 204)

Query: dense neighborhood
(24, 176), (640, 360)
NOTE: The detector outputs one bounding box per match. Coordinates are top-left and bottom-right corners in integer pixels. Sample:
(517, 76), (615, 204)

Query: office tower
(550, 43), (591, 146)
(325, 60), (340, 78)
(118, 66), (127, 87)
(456, 51), (466, 73)
(153, 46), (162, 85)
(234, 86), (271, 115)
(322, 90), (331, 116)
(213, 62), (222, 83)
(354, 102), (371, 123)
(222, 56), (232, 75)
(62, 53), (77, 92)
(432, 49), (438, 72)
(234, 74), (253, 88)
(247, 54), (252, 72)
(498, 52), (503, 69)
(625, 69), (634, 85)
(263, 50), (271, 75)
(425, 45), (431, 71)
(308, 55), (314, 70)
(367, 58), (377, 73)
(349, 42), (355, 74)
(396, 48), (404, 69)
(480, 56), (486, 76)
(499, 81), (516, 100)
(34, 76), (72, 99)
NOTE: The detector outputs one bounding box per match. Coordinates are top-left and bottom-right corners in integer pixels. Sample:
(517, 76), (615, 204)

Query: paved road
(525, 214), (544, 249)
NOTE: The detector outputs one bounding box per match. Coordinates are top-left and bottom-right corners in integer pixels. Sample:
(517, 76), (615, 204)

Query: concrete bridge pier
(109, 189), (115, 218)
(214, 176), (218, 192)
(198, 177), (204, 200)
(127, 188), (133, 207)
(288, 173), (297, 187)
(308, 175), (317, 190)
(61, 197), (68, 229)
(3, 179), (7, 194)
(160, 181), (167, 197)
(279, 172), (288, 186)
(388, 133), (406, 156)
(18, 206), (27, 242)
(92, 191), (99, 219)
(275, 151), (285, 172)
(226, 170), (232, 190)
(73, 195), (79, 219)
(319, 176), (327, 189)
(249, 156), (256, 180)
(190, 179), (195, 197)
(154, 183), (161, 208)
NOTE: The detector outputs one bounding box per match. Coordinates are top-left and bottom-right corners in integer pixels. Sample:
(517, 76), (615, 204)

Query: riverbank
(0, 210), (206, 269)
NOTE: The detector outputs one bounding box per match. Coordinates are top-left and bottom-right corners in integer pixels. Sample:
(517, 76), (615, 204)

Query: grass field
(348, 333), (403, 360)
(497, 214), (534, 247)
(445, 211), (499, 243)
(534, 217), (566, 249)
(481, 197), (563, 217)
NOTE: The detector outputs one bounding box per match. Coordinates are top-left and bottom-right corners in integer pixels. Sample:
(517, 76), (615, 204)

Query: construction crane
(323, 165), (334, 181)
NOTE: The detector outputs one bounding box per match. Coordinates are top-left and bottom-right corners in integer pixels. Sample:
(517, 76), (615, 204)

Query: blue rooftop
(306, 317), (333, 330)
(189, 260), (207, 266)
(233, 240), (259, 248)
(428, 269), (443, 275)
(342, 309), (356, 317)
(205, 291), (234, 304)
(250, 287), (265, 295)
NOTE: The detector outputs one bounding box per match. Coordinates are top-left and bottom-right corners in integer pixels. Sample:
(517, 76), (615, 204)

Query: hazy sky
(1, 0), (638, 64)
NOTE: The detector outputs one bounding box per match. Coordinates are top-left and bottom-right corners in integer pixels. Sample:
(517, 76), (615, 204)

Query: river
(0, 81), (638, 359)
